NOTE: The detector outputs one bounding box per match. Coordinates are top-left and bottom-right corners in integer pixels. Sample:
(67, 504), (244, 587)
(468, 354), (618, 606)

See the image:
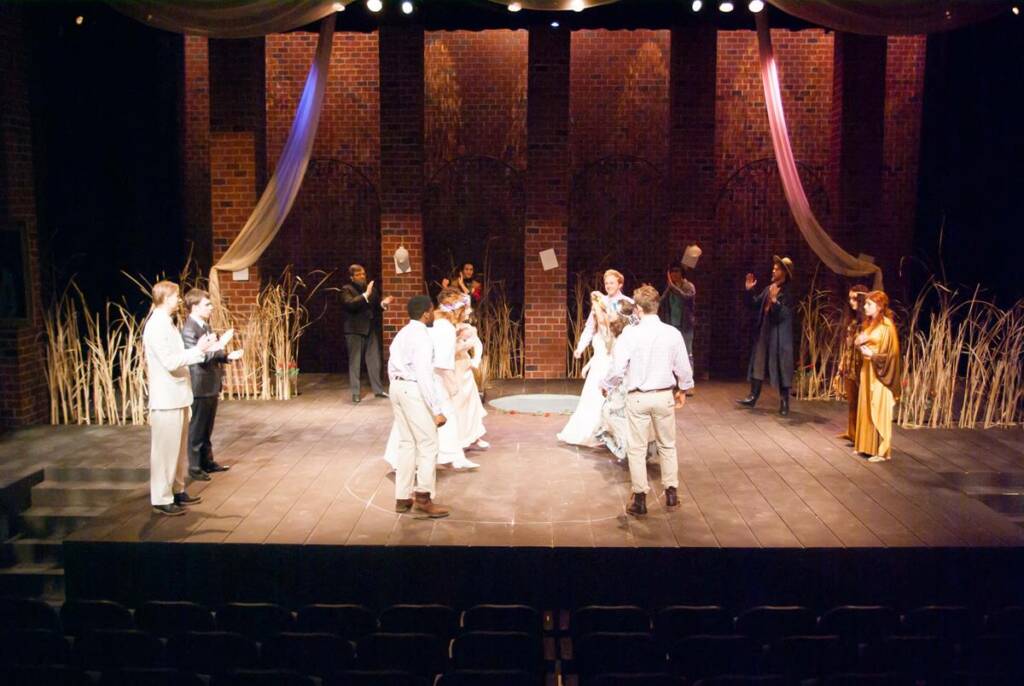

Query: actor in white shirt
(602, 285), (694, 517)
(388, 295), (450, 518)
(143, 281), (217, 516)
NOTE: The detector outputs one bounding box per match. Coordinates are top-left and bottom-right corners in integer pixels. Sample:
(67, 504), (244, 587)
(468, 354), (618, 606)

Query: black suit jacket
(341, 281), (383, 336)
(182, 316), (228, 398)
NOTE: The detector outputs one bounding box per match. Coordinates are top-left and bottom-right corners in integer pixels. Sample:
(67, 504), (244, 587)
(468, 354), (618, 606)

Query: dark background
(23, 3), (1024, 310)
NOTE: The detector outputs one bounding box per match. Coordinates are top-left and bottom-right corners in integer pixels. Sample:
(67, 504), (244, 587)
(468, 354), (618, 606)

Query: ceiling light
(719, 1), (734, 12)
(366, 0), (383, 12)
(401, 0), (413, 13)
(550, 21), (560, 28)
(508, 1), (522, 10)
(333, 2), (345, 11)
(748, 0), (764, 12)
(571, 0), (585, 11)
(692, 0), (703, 11)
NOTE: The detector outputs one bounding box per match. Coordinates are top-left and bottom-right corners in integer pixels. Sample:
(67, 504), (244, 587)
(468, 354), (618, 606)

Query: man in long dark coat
(737, 255), (795, 416)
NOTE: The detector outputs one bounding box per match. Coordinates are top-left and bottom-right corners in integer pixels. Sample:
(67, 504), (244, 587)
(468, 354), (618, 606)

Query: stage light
(551, 20), (560, 28)
(1014, 6), (1021, 15)
(691, 0), (703, 11)
(366, 0), (383, 12)
(333, 2), (345, 11)
(75, 15), (84, 25)
(401, 0), (413, 13)
(508, 1), (522, 10)
(571, 0), (585, 11)
(748, 0), (764, 12)
(719, 1), (734, 12)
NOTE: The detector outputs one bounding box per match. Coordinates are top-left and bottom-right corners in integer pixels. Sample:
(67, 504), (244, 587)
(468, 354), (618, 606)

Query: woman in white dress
(453, 309), (488, 450)
(557, 291), (614, 447)
(382, 290), (480, 471)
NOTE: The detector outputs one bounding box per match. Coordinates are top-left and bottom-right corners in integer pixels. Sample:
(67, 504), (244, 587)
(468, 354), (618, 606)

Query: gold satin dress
(854, 318), (900, 459)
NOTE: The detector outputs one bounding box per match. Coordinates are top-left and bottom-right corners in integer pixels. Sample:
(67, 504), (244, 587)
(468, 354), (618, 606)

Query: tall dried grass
(795, 273), (844, 401)
(42, 264), (327, 425)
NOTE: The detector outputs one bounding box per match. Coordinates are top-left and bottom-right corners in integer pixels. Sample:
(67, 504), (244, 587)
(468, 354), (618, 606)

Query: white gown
(383, 319), (478, 470)
(557, 331), (612, 447)
(453, 327), (487, 448)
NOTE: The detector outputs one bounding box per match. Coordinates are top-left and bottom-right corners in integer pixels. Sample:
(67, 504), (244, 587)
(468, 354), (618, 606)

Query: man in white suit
(144, 280), (221, 516)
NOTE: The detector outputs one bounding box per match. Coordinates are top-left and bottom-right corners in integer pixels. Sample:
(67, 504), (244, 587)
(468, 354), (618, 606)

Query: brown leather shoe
(395, 498), (413, 513)
(665, 486), (679, 510)
(626, 493), (647, 518)
(413, 492), (450, 518)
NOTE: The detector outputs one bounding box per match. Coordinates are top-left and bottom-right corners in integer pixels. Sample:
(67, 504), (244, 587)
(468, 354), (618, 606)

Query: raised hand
(768, 283), (780, 303)
(382, 295), (394, 307)
(227, 349), (244, 361)
(364, 280), (375, 298)
(744, 273), (757, 291)
(219, 328), (235, 348)
(196, 332), (217, 352)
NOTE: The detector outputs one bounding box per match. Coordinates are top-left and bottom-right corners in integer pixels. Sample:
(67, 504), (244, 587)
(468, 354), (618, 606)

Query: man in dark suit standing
(342, 264), (393, 403)
(182, 289), (243, 481)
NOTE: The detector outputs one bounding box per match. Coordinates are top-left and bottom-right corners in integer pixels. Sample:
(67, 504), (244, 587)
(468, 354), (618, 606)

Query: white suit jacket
(144, 309), (205, 410)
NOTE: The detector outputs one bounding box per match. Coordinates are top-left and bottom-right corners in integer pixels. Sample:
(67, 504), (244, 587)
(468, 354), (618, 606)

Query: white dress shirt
(388, 319), (442, 415)
(144, 309), (206, 410)
(602, 313), (694, 393)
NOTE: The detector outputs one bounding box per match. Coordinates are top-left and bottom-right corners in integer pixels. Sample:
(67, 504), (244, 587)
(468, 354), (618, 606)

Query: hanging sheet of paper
(681, 244), (702, 269)
(539, 249), (558, 271)
(394, 246), (411, 274)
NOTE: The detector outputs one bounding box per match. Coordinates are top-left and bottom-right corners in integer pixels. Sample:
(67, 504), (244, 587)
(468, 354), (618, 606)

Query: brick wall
(524, 27), (570, 379)
(0, 6), (48, 427)
(263, 32), (381, 372)
(183, 36), (212, 270)
(379, 25), (426, 345)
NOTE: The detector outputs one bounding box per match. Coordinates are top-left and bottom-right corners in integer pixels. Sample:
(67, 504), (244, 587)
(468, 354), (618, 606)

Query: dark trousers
(188, 395), (218, 472)
(346, 329), (385, 396)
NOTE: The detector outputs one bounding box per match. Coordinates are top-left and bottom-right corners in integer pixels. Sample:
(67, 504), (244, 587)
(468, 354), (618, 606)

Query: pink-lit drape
(755, 11), (883, 289)
(767, 1), (1006, 37)
(209, 14), (335, 305)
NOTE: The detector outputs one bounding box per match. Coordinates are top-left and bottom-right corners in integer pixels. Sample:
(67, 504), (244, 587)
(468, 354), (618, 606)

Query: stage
(7, 375), (1022, 608)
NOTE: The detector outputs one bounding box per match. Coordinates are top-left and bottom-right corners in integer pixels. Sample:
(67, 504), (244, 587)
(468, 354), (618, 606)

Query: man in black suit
(182, 289), (243, 481)
(341, 264), (393, 403)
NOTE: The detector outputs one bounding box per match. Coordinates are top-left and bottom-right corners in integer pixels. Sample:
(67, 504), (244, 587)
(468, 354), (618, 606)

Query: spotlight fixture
(366, 0), (382, 12)
(401, 0), (413, 13)
(1014, 6), (1021, 15)
(719, 1), (734, 12)
(333, 1), (345, 11)
(551, 20), (560, 28)
(691, 0), (703, 11)
(508, 1), (522, 10)
(748, 0), (764, 12)
(75, 15), (84, 25)
(570, 0), (585, 11)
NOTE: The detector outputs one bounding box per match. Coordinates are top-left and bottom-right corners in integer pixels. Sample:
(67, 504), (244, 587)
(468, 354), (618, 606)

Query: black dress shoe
(374, 392), (389, 399)
(736, 395), (758, 407)
(626, 493), (647, 518)
(153, 504), (186, 517)
(188, 469), (212, 482)
(665, 486), (679, 510)
(779, 395), (790, 417)
(203, 462), (230, 473)
(352, 394), (361, 404)
(174, 492), (203, 506)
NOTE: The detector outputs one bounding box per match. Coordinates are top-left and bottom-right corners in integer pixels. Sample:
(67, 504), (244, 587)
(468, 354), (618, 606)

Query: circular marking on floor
(488, 393), (579, 416)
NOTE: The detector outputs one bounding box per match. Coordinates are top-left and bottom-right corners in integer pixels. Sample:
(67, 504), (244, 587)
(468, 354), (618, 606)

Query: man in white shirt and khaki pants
(388, 295), (451, 518)
(603, 285), (694, 518)
(144, 281), (222, 516)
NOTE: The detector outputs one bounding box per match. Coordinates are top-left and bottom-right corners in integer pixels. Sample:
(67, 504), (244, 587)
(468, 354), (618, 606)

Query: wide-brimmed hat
(772, 255), (794, 281)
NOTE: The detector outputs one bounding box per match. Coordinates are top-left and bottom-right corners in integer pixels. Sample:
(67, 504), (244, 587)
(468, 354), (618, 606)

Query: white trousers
(150, 407), (190, 505)
(390, 380), (438, 500)
(625, 390), (680, 495)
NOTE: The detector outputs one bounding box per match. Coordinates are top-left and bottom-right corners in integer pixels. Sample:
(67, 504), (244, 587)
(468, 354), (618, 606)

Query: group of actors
(730, 255), (901, 462)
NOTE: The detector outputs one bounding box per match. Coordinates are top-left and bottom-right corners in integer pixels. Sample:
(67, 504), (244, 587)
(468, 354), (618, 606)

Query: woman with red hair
(853, 290), (901, 462)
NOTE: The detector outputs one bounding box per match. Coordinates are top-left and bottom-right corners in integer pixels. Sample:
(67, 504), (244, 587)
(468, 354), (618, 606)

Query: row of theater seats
(6, 599), (1024, 641)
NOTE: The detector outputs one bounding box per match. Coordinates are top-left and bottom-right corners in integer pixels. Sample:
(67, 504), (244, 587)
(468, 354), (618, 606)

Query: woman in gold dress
(854, 291), (901, 462)
(835, 285), (868, 443)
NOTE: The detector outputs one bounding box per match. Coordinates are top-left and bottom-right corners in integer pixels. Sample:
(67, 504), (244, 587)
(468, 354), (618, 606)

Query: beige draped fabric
(768, 0), (1006, 36)
(755, 12), (883, 290)
(109, 0), (343, 39)
(208, 15), (335, 307)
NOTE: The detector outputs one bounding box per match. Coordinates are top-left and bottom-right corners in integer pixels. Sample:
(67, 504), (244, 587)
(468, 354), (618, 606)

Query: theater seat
(326, 670), (432, 685)
(0, 629), (72, 667)
(437, 669), (541, 686)
(136, 601), (215, 637)
(210, 669), (317, 686)
(461, 604), (542, 635)
(73, 629), (163, 670)
(356, 632), (448, 677)
(451, 631), (543, 673)
(654, 606), (733, 645)
(985, 607), (1024, 637)
(574, 632), (665, 676)
(820, 606), (900, 643)
(11, 665), (93, 686)
(379, 604), (458, 639)
(60, 599), (134, 636)
(734, 606), (816, 643)
(902, 606), (979, 642)
(98, 668), (206, 686)
(216, 602), (294, 640)
(668, 635), (759, 680)
(590, 673), (685, 686)
(296, 603), (377, 639)
(260, 632), (355, 675)
(166, 631), (261, 675)
(0, 597), (62, 633)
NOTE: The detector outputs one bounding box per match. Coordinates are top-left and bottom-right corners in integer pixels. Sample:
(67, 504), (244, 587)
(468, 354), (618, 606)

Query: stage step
(44, 465), (150, 484)
(16, 506), (108, 538)
(0, 563), (64, 598)
(30, 480), (145, 507)
(972, 491), (1024, 514)
(0, 535), (64, 566)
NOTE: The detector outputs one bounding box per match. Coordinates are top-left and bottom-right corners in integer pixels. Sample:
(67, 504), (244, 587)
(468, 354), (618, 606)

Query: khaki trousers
(150, 407), (190, 505)
(625, 389), (679, 495)
(390, 379), (438, 499)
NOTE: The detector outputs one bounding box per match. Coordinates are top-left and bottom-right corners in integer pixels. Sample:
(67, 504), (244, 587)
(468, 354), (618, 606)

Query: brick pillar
(379, 25), (425, 346)
(669, 25), (717, 379)
(524, 27), (570, 379)
(0, 6), (47, 427)
(208, 37), (266, 317)
(830, 33), (888, 275)
(183, 36), (212, 271)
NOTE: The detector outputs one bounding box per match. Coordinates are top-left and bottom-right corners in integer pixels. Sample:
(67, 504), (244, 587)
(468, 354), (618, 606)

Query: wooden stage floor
(17, 374), (1015, 551)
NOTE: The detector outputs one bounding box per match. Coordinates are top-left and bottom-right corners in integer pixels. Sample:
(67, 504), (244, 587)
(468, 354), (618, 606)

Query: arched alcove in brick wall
(262, 158), (380, 374)
(423, 156), (526, 313)
(568, 155), (670, 305)
(710, 157), (831, 378)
